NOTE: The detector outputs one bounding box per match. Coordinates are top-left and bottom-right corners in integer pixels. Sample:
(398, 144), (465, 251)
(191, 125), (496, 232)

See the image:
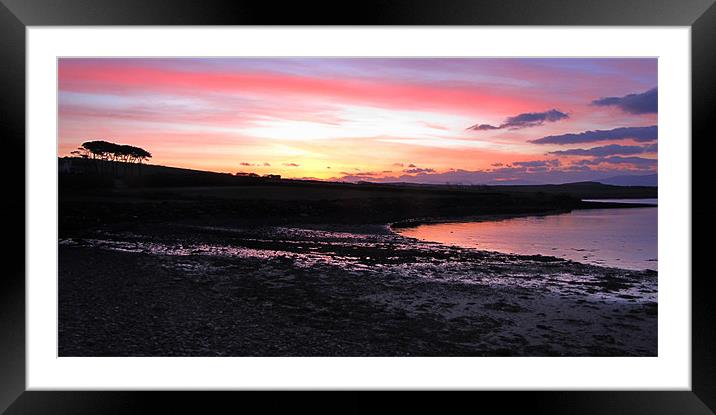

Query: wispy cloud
(403, 167), (436, 174)
(548, 143), (657, 157)
(513, 159), (561, 168)
(468, 109), (568, 131)
(575, 155), (657, 169)
(530, 125), (657, 145)
(592, 87), (657, 114)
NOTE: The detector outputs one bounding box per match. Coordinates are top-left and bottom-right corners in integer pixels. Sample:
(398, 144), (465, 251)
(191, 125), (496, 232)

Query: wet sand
(59, 222), (657, 356)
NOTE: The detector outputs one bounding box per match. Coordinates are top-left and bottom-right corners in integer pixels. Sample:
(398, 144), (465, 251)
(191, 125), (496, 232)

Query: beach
(59, 221), (657, 356)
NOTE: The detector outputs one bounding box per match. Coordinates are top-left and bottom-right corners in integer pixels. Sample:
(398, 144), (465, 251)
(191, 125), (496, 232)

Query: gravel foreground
(58, 223), (657, 356)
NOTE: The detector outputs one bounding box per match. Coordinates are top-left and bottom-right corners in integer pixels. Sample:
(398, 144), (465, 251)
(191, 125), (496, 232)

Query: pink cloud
(59, 60), (548, 118)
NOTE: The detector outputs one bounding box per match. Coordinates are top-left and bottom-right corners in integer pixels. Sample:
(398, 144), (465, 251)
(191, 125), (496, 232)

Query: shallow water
(583, 198), (657, 205)
(396, 205), (657, 271)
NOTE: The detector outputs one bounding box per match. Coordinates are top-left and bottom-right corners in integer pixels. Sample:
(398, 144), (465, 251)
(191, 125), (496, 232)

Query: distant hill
(488, 181), (657, 199)
(58, 157), (657, 199)
(597, 174), (657, 187)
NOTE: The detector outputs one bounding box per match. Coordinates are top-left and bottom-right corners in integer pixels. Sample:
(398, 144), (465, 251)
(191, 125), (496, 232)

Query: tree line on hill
(71, 140), (152, 164)
(66, 140), (152, 178)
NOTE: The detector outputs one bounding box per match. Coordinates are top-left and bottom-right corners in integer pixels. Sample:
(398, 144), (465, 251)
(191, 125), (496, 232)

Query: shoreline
(57, 182), (658, 356)
(389, 201), (656, 230)
(59, 221), (657, 356)
(388, 209), (571, 230)
(387, 205), (656, 273)
(59, 178), (657, 239)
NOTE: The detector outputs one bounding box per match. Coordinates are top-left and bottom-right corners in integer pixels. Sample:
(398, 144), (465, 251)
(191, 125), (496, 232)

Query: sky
(58, 58), (657, 185)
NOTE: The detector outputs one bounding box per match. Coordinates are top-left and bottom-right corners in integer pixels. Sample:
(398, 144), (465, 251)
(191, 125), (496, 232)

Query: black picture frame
(0, 0), (711, 413)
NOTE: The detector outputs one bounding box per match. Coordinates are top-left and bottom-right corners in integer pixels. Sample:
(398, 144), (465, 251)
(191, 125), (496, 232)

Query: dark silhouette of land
(59, 157), (656, 236)
(58, 157), (658, 357)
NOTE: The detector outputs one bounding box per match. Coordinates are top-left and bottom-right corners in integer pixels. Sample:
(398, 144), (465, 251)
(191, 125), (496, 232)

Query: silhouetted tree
(123, 145), (152, 164)
(70, 150), (88, 159)
(79, 140), (152, 176)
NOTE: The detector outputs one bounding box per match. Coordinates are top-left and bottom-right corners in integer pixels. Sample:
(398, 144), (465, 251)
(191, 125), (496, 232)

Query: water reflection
(396, 207), (657, 271)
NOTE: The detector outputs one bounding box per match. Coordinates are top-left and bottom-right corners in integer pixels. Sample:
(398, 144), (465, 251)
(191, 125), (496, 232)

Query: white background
(27, 27), (691, 390)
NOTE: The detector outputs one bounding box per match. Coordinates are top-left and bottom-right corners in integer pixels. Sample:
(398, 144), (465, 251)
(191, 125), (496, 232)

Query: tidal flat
(58, 222), (657, 356)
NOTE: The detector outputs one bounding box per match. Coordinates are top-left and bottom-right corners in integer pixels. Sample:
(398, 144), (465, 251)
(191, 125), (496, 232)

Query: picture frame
(1, 0), (711, 413)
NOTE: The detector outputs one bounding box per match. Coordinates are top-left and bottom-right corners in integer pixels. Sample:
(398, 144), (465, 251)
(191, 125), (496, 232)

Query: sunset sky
(58, 58), (657, 184)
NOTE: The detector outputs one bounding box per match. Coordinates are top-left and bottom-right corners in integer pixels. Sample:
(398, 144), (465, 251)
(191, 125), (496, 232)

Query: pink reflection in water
(396, 207), (657, 271)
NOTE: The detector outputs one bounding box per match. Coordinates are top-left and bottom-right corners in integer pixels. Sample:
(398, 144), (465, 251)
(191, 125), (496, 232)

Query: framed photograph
(2, 0), (712, 413)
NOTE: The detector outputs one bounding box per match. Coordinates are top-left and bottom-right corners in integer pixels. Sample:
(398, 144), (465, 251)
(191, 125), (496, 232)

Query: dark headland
(59, 157), (656, 234)
(58, 158), (658, 357)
